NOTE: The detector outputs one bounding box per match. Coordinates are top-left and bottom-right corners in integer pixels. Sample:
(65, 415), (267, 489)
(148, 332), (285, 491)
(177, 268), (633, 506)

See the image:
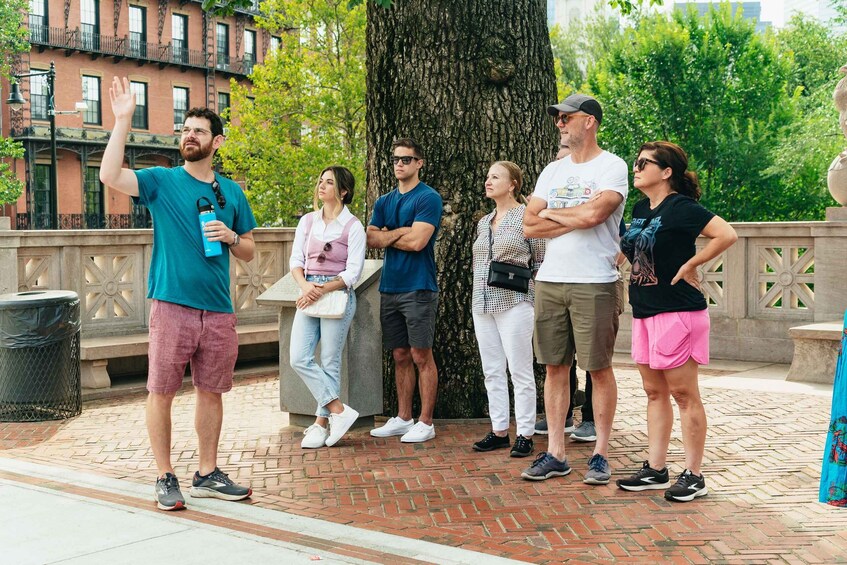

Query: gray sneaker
(154, 473), (186, 511)
(584, 453), (612, 485)
(570, 420), (596, 442)
(535, 417), (574, 435)
(189, 467), (252, 501)
(520, 452), (572, 481)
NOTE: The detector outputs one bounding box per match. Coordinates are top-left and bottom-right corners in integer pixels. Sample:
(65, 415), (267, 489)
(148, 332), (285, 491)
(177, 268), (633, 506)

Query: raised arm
(99, 77), (139, 196)
(523, 196), (574, 239)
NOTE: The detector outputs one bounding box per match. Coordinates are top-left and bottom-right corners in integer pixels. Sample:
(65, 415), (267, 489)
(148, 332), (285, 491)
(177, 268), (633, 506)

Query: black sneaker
(664, 470), (708, 502)
(510, 435), (533, 458)
(189, 467), (252, 501)
(472, 431), (510, 452)
(154, 473), (186, 511)
(616, 461), (671, 491)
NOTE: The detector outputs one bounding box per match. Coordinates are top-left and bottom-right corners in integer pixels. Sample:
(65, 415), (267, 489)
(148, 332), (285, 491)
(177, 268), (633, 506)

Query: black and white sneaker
(189, 467), (252, 501)
(473, 432), (510, 452)
(664, 469), (708, 502)
(616, 461), (671, 491)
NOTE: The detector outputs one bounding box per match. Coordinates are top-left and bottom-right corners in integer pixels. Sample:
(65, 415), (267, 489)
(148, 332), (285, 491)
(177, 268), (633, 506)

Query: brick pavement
(3, 369), (847, 564)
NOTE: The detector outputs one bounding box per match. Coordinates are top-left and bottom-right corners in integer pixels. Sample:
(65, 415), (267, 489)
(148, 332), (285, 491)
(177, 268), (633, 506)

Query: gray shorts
(380, 290), (439, 350)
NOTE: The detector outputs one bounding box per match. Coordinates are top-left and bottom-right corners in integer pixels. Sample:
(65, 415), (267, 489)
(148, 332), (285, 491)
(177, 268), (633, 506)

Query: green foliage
(0, 138), (25, 206)
(607, 0), (664, 16)
(764, 16), (847, 220)
(585, 3), (809, 221)
(0, 0), (28, 79)
(219, 0), (366, 226)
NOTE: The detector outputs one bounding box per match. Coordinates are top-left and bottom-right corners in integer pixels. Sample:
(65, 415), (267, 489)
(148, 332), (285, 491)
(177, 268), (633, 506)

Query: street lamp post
(6, 61), (58, 229)
(6, 62), (85, 229)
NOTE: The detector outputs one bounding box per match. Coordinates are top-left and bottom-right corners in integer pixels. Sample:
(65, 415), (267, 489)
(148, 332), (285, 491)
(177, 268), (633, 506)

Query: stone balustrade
(2, 210), (846, 372)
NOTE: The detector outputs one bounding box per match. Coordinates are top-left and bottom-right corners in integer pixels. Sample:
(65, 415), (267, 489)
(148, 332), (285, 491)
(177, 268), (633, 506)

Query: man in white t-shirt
(521, 93), (628, 485)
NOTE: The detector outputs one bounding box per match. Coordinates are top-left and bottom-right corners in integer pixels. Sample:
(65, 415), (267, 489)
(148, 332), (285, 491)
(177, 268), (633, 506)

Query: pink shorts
(631, 310), (710, 370)
(147, 300), (238, 394)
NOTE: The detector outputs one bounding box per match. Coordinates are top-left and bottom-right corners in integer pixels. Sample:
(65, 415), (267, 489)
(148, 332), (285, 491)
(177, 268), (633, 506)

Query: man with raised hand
(100, 77), (257, 510)
(521, 94), (628, 485)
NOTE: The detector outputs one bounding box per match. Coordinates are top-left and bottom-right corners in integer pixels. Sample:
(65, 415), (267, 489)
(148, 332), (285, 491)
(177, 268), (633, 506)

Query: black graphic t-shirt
(620, 194), (715, 319)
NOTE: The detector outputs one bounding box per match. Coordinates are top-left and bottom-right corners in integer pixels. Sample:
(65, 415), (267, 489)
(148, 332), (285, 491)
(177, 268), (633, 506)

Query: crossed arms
(523, 190), (624, 239)
(366, 222), (436, 252)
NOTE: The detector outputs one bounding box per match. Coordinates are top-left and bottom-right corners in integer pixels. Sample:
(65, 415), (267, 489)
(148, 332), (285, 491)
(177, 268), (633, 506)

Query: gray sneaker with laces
(154, 472), (186, 511)
(584, 453), (612, 485)
(189, 467), (252, 501)
(570, 420), (596, 442)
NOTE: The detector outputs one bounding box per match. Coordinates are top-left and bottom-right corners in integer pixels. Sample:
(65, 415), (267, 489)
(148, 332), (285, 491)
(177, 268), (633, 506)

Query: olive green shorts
(533, 281), (620, 371)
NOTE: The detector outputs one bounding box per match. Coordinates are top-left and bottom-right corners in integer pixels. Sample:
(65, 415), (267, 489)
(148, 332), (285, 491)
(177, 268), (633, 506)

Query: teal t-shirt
(369, 182), (442, 293)
(134, 166), (257, 312)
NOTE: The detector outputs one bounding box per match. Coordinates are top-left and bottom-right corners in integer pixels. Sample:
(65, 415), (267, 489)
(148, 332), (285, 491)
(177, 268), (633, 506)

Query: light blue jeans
(289, 275), (356, 417)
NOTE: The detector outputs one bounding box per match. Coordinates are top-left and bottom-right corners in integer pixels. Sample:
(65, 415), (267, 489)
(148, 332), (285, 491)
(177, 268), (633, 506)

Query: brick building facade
(2, 0), (274, 229)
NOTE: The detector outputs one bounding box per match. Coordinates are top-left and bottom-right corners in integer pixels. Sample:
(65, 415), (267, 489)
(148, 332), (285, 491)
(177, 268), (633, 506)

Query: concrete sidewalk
(0, 457), (521, 565)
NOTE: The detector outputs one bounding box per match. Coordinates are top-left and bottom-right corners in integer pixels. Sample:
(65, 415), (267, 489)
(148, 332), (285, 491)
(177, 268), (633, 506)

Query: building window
(30, 73), (49, 121)
(172, 14), (188, 64)
(217, 92), (230, 117)
(80, 0), (100, 50)
(216, 23), (229, 69)
(82, 75), (101, 125)
(84, 167), (104, 228)
(29, 0), (48, 42)
(130, 81), (148, 129)
(244, 29), (256, 73)
(269, 35), (281, 52)
(173, 87), (189, 129)
(32, 164), (52, 229)
(129, 6), (147, 57)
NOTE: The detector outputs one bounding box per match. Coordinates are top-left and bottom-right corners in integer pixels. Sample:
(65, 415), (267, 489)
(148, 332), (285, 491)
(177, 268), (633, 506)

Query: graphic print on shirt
(547, 176), (595, 209)
(623, 216), (662, 286)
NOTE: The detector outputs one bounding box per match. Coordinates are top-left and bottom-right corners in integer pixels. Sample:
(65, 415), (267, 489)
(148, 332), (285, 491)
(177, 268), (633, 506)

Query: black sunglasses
(633, 157), (663, 171)
(211, 180), (226, 209)
(317, 242), (332, 263)
(391, 155), (419, 165)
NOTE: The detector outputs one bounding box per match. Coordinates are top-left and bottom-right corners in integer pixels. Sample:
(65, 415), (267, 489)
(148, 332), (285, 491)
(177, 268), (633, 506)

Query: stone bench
(80, 323), (279, 389)
(787, 321), (844, 384)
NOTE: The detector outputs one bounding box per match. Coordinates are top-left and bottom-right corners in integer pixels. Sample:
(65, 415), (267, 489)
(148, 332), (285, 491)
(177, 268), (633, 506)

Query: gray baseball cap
(547, 93), (603, 124)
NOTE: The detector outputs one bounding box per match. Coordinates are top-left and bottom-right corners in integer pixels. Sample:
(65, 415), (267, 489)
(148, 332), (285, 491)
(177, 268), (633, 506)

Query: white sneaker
(370, 416), (414, 438)
(301, 424), (329, 449)
(400, 421), (435, 443)
(325, 404), (359, 447)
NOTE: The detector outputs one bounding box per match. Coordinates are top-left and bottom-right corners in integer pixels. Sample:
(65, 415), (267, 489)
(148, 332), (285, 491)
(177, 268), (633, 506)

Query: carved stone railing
(2, 219), (846, 363)
(0, 227), (295, 337)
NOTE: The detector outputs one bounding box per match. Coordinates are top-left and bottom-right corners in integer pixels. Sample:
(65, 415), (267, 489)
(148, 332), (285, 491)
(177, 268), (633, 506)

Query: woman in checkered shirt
(470, 161), (546, 458)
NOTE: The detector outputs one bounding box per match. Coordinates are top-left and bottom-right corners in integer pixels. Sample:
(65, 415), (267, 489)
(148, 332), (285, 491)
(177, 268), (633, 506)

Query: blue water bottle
(197, 197), (222, 257)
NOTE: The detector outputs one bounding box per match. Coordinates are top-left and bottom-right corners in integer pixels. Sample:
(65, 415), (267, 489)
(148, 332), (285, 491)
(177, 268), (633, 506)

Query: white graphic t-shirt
(531, 150), (629, 283)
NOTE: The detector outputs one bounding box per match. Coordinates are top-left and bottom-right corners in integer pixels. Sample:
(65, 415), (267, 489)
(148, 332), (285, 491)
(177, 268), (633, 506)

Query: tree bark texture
(366, 0), (558, 418)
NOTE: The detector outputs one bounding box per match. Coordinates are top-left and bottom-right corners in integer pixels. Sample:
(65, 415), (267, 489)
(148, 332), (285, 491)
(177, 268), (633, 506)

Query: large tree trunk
(366, 0), (558, 418)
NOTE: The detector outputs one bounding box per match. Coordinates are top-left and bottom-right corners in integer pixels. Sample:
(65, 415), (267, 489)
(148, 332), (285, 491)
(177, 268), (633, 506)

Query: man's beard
(180, 140), (213, 162)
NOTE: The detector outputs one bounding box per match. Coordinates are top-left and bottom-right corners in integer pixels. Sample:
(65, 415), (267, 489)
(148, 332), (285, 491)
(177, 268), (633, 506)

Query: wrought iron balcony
(16, 213), (152, 230)
(29, 25), (251, 76)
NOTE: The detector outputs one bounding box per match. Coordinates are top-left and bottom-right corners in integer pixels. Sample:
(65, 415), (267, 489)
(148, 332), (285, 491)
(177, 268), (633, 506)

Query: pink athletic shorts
(631, 310), (710, 370)
(147, 300), (239, 394)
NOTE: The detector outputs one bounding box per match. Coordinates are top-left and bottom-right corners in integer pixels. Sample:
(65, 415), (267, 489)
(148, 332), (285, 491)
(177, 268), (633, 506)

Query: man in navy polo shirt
(367, 137), (443, 443)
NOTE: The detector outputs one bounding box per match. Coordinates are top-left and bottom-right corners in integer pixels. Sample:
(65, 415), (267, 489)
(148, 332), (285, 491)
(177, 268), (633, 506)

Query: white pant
(472, 301), (536, 437)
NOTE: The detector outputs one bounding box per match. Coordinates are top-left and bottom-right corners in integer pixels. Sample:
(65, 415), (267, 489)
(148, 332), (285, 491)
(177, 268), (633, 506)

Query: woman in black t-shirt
(617, 141), (737, 502)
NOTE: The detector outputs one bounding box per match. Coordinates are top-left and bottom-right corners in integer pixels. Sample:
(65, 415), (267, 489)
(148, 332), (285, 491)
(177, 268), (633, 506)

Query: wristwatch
(231, 232), (240, 247)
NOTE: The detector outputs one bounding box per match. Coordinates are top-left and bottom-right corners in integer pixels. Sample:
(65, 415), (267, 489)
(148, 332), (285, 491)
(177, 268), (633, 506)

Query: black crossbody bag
(486, 218), (532, 294)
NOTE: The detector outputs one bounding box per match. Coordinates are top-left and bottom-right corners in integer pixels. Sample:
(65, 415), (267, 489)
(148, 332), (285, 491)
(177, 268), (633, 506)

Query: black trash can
(0, 290), (82, 421)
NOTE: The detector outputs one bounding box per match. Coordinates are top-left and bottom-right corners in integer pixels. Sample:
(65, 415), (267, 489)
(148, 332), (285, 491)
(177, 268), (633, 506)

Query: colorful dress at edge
(820, 309), (847, 507)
